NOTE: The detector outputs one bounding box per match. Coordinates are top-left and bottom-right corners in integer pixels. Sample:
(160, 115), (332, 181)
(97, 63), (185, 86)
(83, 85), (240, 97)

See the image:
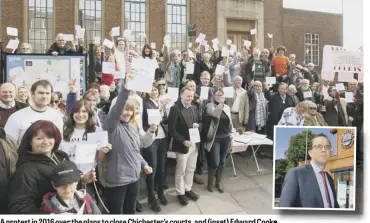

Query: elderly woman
(303, 101), (327, 126)
(287, 84), (300, 105)
(19, 43), (32, 54)
(47, 33), (83, 56)
(163, 44), (181, 88)
(246, 81), (268, 133)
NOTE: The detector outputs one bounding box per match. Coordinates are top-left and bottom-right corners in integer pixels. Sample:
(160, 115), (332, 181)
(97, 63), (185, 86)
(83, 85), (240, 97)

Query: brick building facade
(0, 0), (342, 69)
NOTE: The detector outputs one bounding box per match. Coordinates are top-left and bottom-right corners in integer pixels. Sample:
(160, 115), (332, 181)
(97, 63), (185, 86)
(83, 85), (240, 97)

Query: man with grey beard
(295, 79), (315, 103)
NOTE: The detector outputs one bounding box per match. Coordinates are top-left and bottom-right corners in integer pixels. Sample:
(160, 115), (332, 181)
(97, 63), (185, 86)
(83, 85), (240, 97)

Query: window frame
(304, 33), (320, 66)
(166, 0), (187, 50)
(78, 0), (103, 48)
(27, 0), (55, 53)
(124, 0), (147, 51)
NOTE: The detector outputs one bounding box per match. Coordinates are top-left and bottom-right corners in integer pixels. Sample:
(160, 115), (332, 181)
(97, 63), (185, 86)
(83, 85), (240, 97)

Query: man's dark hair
(310, 133), (332, 150)
(30, 80), (53, 94)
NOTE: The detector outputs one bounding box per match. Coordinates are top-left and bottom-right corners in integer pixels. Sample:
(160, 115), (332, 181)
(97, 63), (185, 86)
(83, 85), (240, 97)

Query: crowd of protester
(0, 31), (363, 214)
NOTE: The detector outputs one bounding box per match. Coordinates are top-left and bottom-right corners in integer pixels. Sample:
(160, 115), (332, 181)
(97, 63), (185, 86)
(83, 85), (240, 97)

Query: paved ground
(136, 147), (279, 215)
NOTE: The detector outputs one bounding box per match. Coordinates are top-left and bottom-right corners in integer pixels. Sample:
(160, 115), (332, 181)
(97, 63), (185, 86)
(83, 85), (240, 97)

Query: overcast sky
(283, 0), (363, 51)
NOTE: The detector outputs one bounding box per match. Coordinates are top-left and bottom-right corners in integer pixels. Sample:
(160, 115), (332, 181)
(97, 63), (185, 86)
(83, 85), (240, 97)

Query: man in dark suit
(266, 83), (295, 139)
(280, 134), (340, 208)
(168, 86), (202, 206)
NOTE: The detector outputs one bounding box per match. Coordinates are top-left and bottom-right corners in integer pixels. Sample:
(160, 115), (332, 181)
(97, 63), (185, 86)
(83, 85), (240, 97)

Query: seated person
(41, 161), (101, 214)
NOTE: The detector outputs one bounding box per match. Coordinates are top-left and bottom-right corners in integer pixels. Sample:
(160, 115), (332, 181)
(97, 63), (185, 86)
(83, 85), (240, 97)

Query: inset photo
(272, 126), (356, 211)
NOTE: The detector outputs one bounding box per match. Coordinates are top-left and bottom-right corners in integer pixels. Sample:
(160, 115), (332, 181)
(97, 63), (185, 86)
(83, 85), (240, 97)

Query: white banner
(321, 45), (363, 82)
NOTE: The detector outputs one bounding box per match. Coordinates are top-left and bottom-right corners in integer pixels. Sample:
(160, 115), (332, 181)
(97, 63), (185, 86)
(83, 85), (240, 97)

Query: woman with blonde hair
(102, 72), (156, 214)
(16, 87), (29, 104)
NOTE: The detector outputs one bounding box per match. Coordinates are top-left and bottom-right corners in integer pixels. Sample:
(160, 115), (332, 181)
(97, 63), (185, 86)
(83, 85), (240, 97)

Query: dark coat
(47, 43), (83, 55)
(267, 93), (295, 138)
(167, 101), (201, 154)
(7, 150), (73, 214)
(280, 164), (340, 208)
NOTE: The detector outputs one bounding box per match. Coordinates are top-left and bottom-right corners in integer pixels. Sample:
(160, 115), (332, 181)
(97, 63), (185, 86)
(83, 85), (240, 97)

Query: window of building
(78, 0), (102, 47)
(167, 0), (187, 50)
(124, 0), (146, 51)
(28, 0), (54, 53)
(304, 33), (320, 65)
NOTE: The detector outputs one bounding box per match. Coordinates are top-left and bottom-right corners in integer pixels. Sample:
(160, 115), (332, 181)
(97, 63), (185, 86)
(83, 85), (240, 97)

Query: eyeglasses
(51, 100), (59, 104)
(157, 83), (166, 86)
(313, 145), (332, 151)
(309, 107), (317, 110)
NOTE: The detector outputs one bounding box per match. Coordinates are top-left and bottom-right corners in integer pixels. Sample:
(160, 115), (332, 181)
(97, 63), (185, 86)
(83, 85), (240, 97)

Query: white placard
(94, 37), (101, 45)
(265, 77), (276, 85)
(230, 44), (237, 54)
(338, 72), (354, 82)
(147, 109), (161, 125)
(250, 29), (257, 35)
(87, 131), (109, 148)
(185, 63), (195, 74)
(215, 64), (225, 75)
(303, 91), (313, 98)
(198, 33), (206, 42)
(205, 45), (209, 52)
(123, 29), (132, 38)
(7, 27), (18, 36)
(64, 34), (74, 41)
(267, 33), (273, 39)
(223, 87), (234, 98)
(127, 58), (157, 93)
(200, 87), (209, 100)
(212, 38), (220, 46)
(221, 47), (230, 57)
(189, 128), (200, 143)
(213, 44), (219, 51)
(103, 39), (114, 49)
(6, 39), (19, 50)
(202, 40), (208, 46)
(114, 50), (126, 79)
(111, 27), (120, 37)
(244, 40), (251, 48)
(188, 49), (195, 58)
(151, 42), (156, 49)
(188, 43), (192, 48)
(167, 87), (179, 104)
(102, 62), (115, 74)
(321, 45), (363, 82)
(335, 83), (346, 91)
(226, 39), (232, 45)
(74, 144), (98, 164)
(345, 92), (354, 103)
(78, 28), (85, 39)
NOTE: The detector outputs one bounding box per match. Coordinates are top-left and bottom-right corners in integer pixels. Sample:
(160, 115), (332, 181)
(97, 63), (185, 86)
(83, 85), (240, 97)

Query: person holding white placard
(296, 79), (315, 103)
(102, 73), (155, 214)
(168, 87), (202, 206)
(202, 87), (233, 193)
(180, 52), (195, 85)
(225, 76), (249, 130)
(163, 44), (181, 88)
(244, 49), (270, 89)
(323, 86), (348, 127)
(246, 81), (268, 133)
(8, 120), (96, 214)
(47, 33), (83, 56)
(141, 83), (169, 212)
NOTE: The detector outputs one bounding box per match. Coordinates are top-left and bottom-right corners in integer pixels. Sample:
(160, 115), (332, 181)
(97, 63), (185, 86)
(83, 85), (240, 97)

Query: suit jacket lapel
(306, 164), (325, 208)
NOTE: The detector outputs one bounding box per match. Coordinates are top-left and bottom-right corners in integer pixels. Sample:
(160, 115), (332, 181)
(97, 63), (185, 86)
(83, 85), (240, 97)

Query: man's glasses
(309, 107), (317, 110)
(51, 100), (59, 104)
(313, 145), (332, 150)
(157, 83), (166, 86)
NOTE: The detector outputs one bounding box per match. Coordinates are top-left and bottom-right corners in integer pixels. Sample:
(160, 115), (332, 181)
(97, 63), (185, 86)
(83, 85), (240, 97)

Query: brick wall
(104, 0), (121, 38)
(264, 0), (343, 70)
(148, 0), (166, 47)
(189, 0), (217, 41)
(55, 0), (75, 35)
(1, 0), (24, 50)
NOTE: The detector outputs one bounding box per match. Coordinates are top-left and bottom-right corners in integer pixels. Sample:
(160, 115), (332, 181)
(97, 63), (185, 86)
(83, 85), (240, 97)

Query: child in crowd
(41, 161), (101, 214)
